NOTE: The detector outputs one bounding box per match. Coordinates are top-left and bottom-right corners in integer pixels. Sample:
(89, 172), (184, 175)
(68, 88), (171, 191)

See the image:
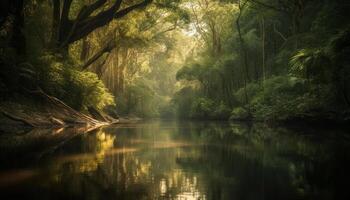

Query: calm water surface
(0, 120), (350, 200)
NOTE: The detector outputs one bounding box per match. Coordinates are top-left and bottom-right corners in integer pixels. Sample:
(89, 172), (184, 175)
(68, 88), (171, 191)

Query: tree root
(0, 110), (35, 127)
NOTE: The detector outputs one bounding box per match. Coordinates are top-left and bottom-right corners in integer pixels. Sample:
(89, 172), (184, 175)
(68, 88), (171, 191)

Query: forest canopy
(1, 0), (350, 122)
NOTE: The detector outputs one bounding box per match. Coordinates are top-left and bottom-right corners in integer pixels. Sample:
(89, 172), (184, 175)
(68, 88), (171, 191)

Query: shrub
(252, 76), (327, 120)
(35, 53), (115, 110)
(230, 107), (250, 120)
(230, 76), (330, 121)
(190, 98), (215, 119)
(212, 102), (231, 119)
(234, 82), (261, 105)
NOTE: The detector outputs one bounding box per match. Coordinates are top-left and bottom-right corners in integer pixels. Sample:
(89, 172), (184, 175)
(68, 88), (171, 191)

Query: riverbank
(176, 112), (350, 129)
(0, 91), (118, 133)
(1, 90), (349, 133)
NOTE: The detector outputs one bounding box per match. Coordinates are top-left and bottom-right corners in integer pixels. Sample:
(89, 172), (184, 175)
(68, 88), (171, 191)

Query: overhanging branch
(55, 0), (153, 48)
(115, 0), (152, 19)
(82, 39), (116, 70)
(247, 0), (288, 13)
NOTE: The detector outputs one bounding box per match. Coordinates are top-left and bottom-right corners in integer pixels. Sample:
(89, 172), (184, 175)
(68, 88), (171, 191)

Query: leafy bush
(175, 74), (334, 121)
(212, 102), (231, 119)
(234, 82), (261, 105)
(173, 86), (232, 120)
(252, 76), (308, 120)
(190, 98), (215, 119)
(230, 107), (250, 120)
(229, 76), (332, 121)
(35, 53), (114, 110)
(289, 48), (331, 83)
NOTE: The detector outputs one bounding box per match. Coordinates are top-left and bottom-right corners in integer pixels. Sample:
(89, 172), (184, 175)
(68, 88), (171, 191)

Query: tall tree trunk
(292, 0), (304, 49)
(81, 39), (115, 70)
(261, 16), (266, 83)
(0, 1), (11, 28)
(236, 0), (250, 112)
(11, 0), (26, 56)
(118, 48), (128, 93)
(80, 37), (90, 61)
(51, 0), (60, 48)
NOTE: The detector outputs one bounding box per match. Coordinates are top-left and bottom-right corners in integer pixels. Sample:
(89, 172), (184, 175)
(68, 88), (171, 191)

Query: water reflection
(0, 121), (350, 200)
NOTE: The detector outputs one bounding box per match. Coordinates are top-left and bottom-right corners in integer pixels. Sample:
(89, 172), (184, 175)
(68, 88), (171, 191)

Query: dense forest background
(1, 0), (350, 123)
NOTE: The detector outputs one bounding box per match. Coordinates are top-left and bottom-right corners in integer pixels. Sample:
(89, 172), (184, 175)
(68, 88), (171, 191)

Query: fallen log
(1, 89), (117, 128)
(0, 110), (35, 127)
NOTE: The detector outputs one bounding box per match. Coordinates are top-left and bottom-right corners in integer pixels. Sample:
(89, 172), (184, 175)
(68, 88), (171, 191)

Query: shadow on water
(0, 120), (350, 200)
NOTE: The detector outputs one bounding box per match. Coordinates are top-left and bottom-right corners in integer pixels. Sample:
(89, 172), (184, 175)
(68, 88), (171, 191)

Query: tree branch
(50, 0), (60, 46)
(247, 0), (288, 13)
(60, 0), (73, 33)
(82, 39), (116, 70)
(151, 24), (177, 39)
(114, 0), (152, 19)
(273, 23), (287, 41)
(67, 0), (152, 44)
(78, 0), (108, 20)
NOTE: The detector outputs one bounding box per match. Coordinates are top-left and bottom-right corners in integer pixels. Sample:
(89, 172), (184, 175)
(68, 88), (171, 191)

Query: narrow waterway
(0, 120), (350, 200)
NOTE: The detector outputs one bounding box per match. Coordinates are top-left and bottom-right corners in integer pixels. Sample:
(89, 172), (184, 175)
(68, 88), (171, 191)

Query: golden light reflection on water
(159, 172), (206, 200)
(44, 127), (208, 199)
(1, 123), (225, 200)
(53, 149), (148, 174)
(176, 176), (206, 200)
(1, 121), (345, 200)
(56, 138), (194, 166)
(56, 147), (138, 162)
(55, 141), (192, 164)
(51, 130), (118, 173)
(48, 126), (199, 184)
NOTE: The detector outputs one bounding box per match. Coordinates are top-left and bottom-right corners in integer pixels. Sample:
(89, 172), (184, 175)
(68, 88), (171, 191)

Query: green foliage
(1, 0), (350, 122)
(253, 76), (308, 120)
(212, 102), (231, 119)
(35, 53), (114, 110)
(176, 63), (208, 82)
(172, 87), (231, 119)
(190, 98), (215, 119)
(234, 82), (260, 105)
(289, 48), (331, 82)
(24, 1), (52, 59)
(116, 79), (162, 118)
(173, 0), (350, 121)
(159, 103), (176, 119)
(230, 107), (249, 120)
(173, 86), (197, 118)
(231, 76), (332, 121)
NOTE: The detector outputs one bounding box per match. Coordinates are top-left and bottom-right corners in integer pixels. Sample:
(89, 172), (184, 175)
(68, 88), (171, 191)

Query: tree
(0, 0), (26, 55)
(236, 0), (250, 111)
(50, 0), (153, 52)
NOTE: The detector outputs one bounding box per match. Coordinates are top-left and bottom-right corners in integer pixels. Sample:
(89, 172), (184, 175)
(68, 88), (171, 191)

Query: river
(0, 120), (350, 200)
